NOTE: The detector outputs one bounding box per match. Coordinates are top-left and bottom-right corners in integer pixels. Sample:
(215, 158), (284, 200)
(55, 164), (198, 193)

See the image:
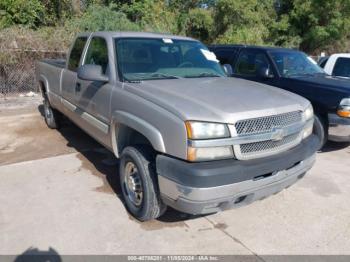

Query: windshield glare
(115, 38), (226, 81)
(269, 51), (324, 77)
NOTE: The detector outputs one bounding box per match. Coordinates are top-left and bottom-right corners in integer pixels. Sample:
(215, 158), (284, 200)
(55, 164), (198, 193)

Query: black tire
(119, 146), (167, 221)
(313, 114), (328, 149)
(43, 96), (61, 129)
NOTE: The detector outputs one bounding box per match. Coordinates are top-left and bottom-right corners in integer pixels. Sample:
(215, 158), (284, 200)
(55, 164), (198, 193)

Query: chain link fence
(0, 50), (66, 96)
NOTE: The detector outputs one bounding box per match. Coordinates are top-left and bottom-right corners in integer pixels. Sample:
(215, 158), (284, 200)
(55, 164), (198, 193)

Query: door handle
(75, 82), (81, 92)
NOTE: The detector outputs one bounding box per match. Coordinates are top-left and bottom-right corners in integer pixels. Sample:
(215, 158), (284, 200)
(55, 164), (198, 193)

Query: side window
(234, 50), (272, 77)
(68, 37), (87, 72)
(332, 57), (350, 77)
(84, 37), (109, 74)
(214, 49), (236, 65)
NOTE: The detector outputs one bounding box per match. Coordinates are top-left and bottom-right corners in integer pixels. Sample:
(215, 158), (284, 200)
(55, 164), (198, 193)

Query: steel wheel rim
(124, 161), (143, 207)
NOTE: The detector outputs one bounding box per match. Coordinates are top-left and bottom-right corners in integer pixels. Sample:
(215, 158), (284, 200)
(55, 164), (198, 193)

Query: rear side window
(332, 57), (350, 77)
(84, 37), (109, 74)
(68, 37), (87, 72)
(318, 58), (328, 68)
(212, 49), (237, 66)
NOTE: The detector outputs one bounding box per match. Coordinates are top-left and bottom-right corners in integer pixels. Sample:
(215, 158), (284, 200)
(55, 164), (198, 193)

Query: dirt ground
(1, 97), (350, 257)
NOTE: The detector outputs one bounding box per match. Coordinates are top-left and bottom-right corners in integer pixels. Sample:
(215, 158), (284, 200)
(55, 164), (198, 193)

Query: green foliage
(2, 0), (350, 54)
(276, 0), (350, 52)
(0, 0), (44, 28)
(213, 0), (276, 45)
(120, 0), (178, 33)
(39, 0), (73, 26)
(185, 8), (213, 43)
(67, 4), (140, 32)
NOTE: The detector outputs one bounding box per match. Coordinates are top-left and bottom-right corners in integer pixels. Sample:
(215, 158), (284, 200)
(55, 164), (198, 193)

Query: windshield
(269, 51), (324, 77)
(115, 38), (226, 81)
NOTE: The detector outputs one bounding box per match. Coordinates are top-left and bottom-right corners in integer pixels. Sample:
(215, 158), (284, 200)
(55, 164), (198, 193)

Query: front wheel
(313, 114), (328, 150)
(119, 146), (166, 221)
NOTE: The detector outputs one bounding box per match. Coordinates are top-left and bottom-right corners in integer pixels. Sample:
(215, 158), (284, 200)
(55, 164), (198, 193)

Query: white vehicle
(320, 53), (350, 78)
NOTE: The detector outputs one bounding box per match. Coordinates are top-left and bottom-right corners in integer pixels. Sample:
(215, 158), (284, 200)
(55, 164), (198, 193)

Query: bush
(120, 0), (178, 34)
(185, 8), (213, 43)
(0, 0), (44, 29)
(67, 4), (140, 33)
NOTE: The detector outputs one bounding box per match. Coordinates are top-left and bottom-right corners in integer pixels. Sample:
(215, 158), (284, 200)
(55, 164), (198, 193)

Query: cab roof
(209, 44), (301, 53)
(77, 31), (196, 41)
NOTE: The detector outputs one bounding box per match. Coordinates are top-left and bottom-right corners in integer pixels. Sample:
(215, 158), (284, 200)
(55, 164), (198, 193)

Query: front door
(232, 49), (277, 86)
(75, 36), (113, 146)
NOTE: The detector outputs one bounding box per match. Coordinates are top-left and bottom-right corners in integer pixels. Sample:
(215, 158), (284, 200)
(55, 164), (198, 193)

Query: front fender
(110, 111), (166, 157)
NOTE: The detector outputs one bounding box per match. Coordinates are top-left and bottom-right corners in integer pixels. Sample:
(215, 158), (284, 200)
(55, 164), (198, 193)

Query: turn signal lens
(302, 122), (313, 139)
(337, 109), (350, 118)
(338, 98), (350, 118)
(187, 146), (233, 162)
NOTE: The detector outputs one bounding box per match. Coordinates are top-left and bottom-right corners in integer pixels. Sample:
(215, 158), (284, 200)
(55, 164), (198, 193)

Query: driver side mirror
(222, 64), (233, 76)
(77, 64), (109, 82)
(257, 66), (274, 79)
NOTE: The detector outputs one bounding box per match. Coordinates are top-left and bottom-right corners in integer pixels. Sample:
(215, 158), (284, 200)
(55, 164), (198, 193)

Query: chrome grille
(234, 111), (303, 160)
(235, 111), (302, 135)
(240, 132), (300, 155)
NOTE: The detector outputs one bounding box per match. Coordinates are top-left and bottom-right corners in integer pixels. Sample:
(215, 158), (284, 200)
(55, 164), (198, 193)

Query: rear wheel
(43, 96), (61, 129)
(313, 114), (328, 149)
(119, 146), (166, 221)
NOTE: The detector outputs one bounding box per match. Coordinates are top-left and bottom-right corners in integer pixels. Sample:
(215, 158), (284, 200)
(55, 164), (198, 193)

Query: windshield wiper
(184, 72), (223, 78)
(287, 72), (325, 77)
(148, 73), (181, 79)
(124, 78), (142, 83)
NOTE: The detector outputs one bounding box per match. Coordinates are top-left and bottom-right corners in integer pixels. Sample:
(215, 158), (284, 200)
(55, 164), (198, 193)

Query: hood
(288, 74), (350, 93)
(124, 77), (309, 123)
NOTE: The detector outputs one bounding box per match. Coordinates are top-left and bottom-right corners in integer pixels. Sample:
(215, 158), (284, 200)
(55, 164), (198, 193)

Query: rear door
(61, 36), (88, 103)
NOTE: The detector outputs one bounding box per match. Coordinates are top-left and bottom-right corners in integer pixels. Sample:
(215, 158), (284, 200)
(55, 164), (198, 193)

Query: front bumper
(156, 135), (318, 215)
(328, 113), (350, 142)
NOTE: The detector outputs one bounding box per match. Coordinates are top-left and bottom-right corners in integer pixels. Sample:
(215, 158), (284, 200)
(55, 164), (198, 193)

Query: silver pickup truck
(36, 32), (318, 221)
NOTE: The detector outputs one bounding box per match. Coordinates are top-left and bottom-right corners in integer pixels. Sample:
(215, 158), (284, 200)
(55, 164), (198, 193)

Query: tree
(274, 0), (350, 52)
(185, 8), (214, 43)
(67, 4), (139, 32)
(120, 0), (178, 33)
(0, 0), (45, 29)
(213, 0), (276, 45)
(39, 0), (73, 26)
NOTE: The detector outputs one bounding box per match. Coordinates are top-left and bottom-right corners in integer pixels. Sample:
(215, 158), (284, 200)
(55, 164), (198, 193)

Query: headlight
(337, 98), (350, 118)
(302, 104), (314, 121)
(185, 121), (230, 139)
(187, 146), (233, 162)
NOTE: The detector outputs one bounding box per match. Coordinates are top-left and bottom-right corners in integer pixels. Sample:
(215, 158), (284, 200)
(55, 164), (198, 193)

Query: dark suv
(209, 45), (350, 148)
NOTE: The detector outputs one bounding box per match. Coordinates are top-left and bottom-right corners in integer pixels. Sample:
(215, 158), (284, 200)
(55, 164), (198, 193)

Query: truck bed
(40, 59), (66, 69)
(35, 59), (67, 108)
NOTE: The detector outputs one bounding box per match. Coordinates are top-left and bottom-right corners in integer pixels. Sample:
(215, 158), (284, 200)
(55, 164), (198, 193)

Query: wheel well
(314, 111), (328, 126)
(39, 81), (47, 97)
(116, 124), (154, 156)
(311, 103), (328, 124)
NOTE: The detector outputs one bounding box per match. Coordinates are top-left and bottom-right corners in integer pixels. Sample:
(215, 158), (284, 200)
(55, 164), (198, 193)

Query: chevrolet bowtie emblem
(271, 128), (285, 141)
